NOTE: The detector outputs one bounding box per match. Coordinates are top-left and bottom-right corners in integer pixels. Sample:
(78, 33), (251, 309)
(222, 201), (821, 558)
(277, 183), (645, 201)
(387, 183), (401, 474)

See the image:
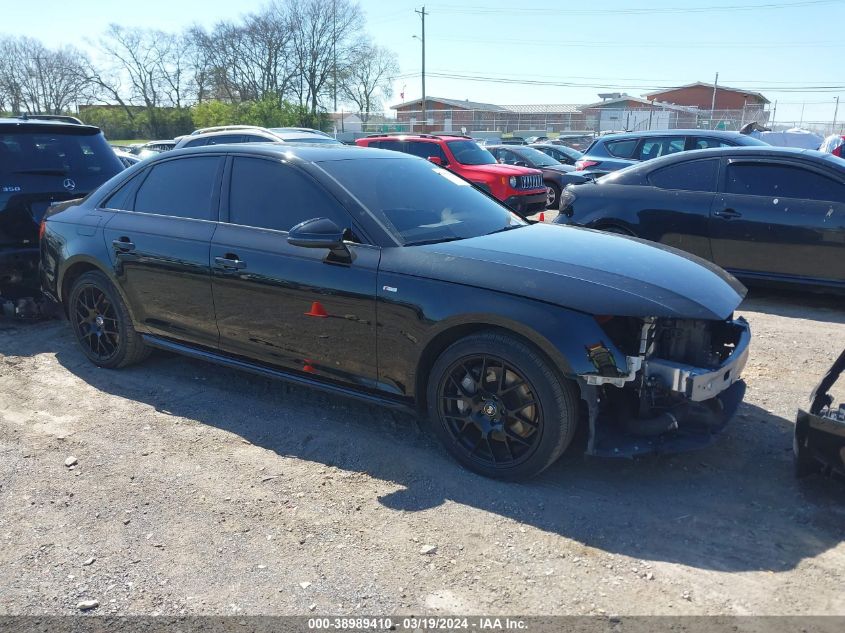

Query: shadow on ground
(3, 312), (844, 577)
(741, 286), (845, 324)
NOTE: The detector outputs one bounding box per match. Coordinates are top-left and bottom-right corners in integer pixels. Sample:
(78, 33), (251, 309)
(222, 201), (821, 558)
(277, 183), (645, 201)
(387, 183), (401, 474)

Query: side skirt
(141, 334), (414, 412)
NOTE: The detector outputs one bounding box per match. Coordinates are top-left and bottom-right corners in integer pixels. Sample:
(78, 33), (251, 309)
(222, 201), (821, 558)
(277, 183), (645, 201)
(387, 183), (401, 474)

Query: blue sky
(2, 0), (842, 124)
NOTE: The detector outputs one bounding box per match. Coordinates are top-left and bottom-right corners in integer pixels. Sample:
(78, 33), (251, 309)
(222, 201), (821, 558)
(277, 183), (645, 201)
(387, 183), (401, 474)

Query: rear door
(640, 157), (721, 259)
(211, 155), (380, 386)
(710, 159), (845, 282)
(102, 155), (224, 347)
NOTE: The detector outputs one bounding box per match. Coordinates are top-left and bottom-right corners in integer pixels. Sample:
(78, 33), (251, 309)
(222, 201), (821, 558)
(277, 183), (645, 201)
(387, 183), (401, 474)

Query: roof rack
(365, 132), (474, 140)
(191, 125), (267, 136)
(17, 113), (83, 125)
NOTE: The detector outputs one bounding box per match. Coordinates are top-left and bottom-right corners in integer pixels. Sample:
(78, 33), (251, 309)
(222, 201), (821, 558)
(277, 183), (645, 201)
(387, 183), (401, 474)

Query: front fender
(375, 271), (628, 399)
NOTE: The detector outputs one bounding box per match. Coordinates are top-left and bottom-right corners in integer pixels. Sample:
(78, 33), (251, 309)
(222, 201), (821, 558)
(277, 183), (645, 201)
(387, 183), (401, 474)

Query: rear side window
(228, 157), (351, 232)
(637, 137), (686, 161)
(726, 163), (845, 202)
(649, 159), (719, 192)
(369, 140), (403, 152)
(605, 139), (638, 158)
(0, 130), (122, 178)
(206, 134), (245, 146)
(182, 138), (208, 148)
(133, 157), (221, 220)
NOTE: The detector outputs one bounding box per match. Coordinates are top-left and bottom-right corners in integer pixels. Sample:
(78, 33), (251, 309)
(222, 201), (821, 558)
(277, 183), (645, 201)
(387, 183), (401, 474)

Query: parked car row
(556, 146), (845, 290)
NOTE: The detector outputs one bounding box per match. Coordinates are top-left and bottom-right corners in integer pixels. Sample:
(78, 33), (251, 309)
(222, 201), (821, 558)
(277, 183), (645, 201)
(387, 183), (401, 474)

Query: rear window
(605, 139), (638, 159)
(0, 129), (123, 179)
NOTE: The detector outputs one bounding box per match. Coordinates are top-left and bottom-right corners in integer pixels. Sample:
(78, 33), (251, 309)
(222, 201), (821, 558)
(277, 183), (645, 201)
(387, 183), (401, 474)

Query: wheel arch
(413, 316), (577, 415)
(58, 256), (137, 324)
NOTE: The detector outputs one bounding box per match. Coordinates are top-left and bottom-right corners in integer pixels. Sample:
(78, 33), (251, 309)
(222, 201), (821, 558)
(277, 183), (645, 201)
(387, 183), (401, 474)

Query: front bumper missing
(645, 317), (750, 402)
(579, 317), (751, 458)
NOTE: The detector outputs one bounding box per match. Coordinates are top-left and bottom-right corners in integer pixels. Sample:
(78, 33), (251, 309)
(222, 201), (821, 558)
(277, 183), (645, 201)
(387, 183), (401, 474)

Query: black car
(575, 129), (769, 179)
(487, 144), (588, 208)
(530, 143), (583, 166)
(556, 147), (845, 290)
(41, 144), (750, 480)
(1, 115), (124, 293)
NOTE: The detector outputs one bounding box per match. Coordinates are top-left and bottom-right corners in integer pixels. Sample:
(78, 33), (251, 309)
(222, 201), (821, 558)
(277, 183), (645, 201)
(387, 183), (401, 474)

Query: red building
(644, 82), (769, 112)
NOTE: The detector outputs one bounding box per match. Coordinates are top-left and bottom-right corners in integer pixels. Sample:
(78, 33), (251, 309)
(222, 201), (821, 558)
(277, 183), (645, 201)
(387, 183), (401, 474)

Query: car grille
(518, 174), (543, 190)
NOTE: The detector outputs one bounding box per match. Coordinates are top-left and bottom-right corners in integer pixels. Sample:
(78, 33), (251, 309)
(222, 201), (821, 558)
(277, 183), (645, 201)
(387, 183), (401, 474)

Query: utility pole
(332, 0), (337, 112)
(415, 6), (427, 132)
(834, 96), (840, 134)
(771, 100), (777, 130)
(710, 72), (719, 130)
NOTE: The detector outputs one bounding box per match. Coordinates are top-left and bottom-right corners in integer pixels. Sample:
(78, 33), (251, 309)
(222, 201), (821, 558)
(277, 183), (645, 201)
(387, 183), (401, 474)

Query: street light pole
(834, 96), (840, 134)
(415, 6), (427, 132)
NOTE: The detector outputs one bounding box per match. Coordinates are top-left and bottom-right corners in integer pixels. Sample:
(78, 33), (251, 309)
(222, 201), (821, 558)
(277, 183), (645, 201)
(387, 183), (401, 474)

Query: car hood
(460, 163), (543, 176)
(387, 224), (746, 320)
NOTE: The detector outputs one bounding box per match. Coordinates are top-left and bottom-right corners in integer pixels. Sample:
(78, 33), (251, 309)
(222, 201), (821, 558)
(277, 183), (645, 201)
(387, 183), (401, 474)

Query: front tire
(426, 331), (578, 480)
(68, 271), (150, 368)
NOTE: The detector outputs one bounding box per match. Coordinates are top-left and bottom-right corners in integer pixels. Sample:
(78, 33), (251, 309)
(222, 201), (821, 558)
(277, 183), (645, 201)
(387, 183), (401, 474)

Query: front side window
(228, 157), (351, 232)
(319, 157), (525, 245)
(445, 140), (497, 165)
(649, 159), (719, 192)
(133, 157), (221, 220)
(637, 137), (686, 161)
(726, 163), (845, 202)
(406, 141), (447, 162)
(693, 137), (733, 150)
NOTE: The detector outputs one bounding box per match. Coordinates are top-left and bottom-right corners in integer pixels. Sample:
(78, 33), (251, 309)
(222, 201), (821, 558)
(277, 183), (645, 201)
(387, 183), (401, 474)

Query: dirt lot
(0, 288), (843, 616)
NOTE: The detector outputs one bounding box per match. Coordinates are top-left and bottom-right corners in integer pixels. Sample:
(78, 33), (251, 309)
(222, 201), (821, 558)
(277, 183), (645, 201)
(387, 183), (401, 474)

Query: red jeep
(355, 134), (547, 214)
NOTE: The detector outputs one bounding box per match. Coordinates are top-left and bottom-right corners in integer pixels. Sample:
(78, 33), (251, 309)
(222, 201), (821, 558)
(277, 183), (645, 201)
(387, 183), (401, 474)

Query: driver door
(210, 155), (380, 388)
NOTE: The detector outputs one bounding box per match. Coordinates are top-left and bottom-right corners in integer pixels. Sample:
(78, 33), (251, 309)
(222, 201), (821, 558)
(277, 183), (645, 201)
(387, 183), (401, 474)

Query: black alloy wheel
(439, 354), (542, 469)
(68, 271), (150, 368)
(427, 331), (578, 480)
(73, 285), (120, 363)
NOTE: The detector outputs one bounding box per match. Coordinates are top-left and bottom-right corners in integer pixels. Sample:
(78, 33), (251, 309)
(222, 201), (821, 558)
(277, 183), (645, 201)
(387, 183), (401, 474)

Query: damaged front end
(577, 315), (750, 457)
(794, 349), (845, 478)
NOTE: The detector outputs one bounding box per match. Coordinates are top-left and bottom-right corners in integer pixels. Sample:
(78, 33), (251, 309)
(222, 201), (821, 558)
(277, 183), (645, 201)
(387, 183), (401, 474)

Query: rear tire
(426, 331), (578, 480)
(546, 183), (561, 209)
(68, 271), (150, 369)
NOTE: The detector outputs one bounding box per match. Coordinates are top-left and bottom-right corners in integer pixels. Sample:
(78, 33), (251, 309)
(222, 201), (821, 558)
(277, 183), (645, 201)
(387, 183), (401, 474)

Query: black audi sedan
(556, 146), (845, 290)
(486, 144), (588, 208)
(41, 143), (750, 480)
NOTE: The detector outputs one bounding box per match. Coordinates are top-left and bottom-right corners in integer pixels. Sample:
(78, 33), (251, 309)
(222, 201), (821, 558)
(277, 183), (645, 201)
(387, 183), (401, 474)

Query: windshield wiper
(485, 224), (526, 236)
(403, 236), (465, 246)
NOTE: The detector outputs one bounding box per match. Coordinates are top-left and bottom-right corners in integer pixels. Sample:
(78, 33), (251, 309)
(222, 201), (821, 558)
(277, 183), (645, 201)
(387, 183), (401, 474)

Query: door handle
(714, 208), (742, 219)
(112, 238), (135, 252)
(214, 255), (247, 270)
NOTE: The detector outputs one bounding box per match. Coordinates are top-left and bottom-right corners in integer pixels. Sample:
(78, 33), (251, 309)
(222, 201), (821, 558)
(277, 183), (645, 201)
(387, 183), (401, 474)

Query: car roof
(623, 145), (845, 172)
(146, 142), (399, 163)
(362, 134), (472, 142)
(0, 118), (101, 134)
(180, 129), (279, 141)
(597, 129), (750, 140)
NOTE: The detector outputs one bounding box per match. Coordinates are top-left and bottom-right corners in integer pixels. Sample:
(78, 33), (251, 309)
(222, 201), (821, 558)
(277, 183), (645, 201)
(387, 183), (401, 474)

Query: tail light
(559, 188), (576, 215)
(575, 159), (599, 171)
(833, 139), (844, 157)
(38, 218), (47, 240)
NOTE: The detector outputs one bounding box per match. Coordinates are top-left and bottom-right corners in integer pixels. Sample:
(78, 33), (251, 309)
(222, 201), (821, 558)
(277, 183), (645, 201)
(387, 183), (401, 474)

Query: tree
(287, 0), (362, 115)
(341, 39), (398, 123)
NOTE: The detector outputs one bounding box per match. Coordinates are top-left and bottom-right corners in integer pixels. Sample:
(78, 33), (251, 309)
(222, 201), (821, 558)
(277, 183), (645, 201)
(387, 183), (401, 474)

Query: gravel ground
(0, 287), (843, 617)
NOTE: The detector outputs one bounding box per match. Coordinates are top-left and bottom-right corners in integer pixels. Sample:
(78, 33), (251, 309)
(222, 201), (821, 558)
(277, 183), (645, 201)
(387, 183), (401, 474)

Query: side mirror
(288, 217), (354, 263)
(288, 217), (345, 249)
(427, 156), (444, 166)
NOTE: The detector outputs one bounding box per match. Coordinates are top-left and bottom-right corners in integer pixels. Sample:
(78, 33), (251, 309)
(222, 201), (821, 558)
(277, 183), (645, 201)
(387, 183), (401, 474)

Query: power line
(425, 35), (843, 49)
(427, 0), (839, 16)
(393, 70), (845, 93)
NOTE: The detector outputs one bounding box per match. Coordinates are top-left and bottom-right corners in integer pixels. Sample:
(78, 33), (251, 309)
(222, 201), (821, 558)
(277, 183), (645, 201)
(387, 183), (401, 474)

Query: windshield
(0, 129), (123, 178)
(319, 156), (526, 245)
(445, 140), (497, 165)
(513, 147), (559, 167)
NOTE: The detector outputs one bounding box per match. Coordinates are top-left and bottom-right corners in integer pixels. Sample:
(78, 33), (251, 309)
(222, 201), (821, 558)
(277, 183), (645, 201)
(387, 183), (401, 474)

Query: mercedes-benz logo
(62, 178), (76, 192)
(482, 402), (498, 417)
